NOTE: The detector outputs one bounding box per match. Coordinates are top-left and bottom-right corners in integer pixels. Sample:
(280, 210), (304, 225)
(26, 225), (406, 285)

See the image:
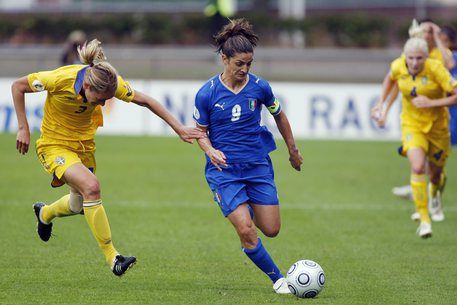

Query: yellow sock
(430, 182), (439, 198)
(41, 194), (74, 224)
(410, 174), (430, 223)
(83, 199), (118, 266)
(438, 171), (447, 193)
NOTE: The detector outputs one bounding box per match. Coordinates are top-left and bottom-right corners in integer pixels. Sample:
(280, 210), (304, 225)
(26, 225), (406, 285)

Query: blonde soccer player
(11, 39), (205, 276)
(372, 21), (457, 238)
(376, 20), (455, 215)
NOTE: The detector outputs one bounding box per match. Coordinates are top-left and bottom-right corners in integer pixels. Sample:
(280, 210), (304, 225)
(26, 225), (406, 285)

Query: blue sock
(243, 238), (283, 283)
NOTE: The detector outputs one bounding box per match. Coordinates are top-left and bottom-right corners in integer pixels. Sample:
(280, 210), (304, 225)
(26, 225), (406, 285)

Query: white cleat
(428, 186), (445, 222)
(273, 277), (291, 294)
(410, 212), (420, 221)
(392, 185), (413, 200)
(431, 210), (444, 222)
(417, 222), (432, 239)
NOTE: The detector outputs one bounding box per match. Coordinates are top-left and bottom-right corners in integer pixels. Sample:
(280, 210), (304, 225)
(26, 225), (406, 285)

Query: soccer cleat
(431, 209), (444, 222)
(410, 212), (420, 221)
(273, 277), (291, 294)
(392, 185), (413, 200)
(428, 187), (444, 222)
(416, 222), (432, 239)
(33, 202), (53, 242)
(112, 255), (136, 277)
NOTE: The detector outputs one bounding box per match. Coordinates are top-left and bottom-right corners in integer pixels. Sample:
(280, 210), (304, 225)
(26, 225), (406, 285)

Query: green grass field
(1, 133), (457, 305)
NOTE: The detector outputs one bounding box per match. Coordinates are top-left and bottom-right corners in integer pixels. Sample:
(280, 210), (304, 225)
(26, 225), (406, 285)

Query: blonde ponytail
(404, 19), (428, 55)
(78, 39), (118, 95)
(408, 19), (424, 39)
(78, 39), (106, 65)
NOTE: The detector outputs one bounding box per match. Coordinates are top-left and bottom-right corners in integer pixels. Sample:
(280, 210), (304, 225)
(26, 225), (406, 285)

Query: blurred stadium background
(2, 1), (457, 304)
(0, 0), (456, 81)
(3, 0), (457, 139)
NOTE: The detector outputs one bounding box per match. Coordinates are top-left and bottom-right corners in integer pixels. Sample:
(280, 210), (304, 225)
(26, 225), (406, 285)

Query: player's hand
(370, 103), (382, 121)
(289, 148), (303, 171)
(370, 103), (387, 127)
(206, 148), (227, 171)
(16, 128), (30, 155)
(373, 109), (388, 128)
(431, 23), (441, 40)
(177, 126), (207, 144)
(412, 95), (432, 108)
(376, 111), (388, 128)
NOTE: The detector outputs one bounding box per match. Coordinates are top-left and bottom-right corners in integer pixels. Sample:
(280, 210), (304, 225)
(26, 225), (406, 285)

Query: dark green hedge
(0, 12), (394, 47)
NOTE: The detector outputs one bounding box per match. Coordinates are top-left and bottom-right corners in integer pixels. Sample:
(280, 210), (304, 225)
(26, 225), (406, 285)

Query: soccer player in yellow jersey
(11, 39), (205, 276)
(375, 20), (455, 128)
(372, 23), (457, 238)
(374, 20), (455, 222)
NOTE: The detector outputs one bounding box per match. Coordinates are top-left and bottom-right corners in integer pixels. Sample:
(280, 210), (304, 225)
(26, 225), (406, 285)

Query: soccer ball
(286, 259), (325, 298)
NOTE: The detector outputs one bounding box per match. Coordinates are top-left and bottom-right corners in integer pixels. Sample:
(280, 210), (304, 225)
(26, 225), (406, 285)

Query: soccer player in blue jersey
(193, 19), (303, 294)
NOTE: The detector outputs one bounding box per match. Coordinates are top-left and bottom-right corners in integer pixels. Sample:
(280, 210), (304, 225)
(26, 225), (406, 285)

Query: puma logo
(214, 103), (225, 110)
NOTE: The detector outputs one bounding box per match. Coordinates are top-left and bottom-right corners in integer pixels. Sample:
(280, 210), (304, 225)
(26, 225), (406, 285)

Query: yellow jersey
(429, 47), (452, 64)
(27, 65), (134, 141)
(390, 57), (457, 132)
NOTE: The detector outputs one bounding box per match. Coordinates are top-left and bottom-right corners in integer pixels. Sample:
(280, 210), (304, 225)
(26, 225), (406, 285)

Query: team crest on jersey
(193, 106), (200, 119)
(248, 99), (257, 111)
(421, 76), (428, 85)
(55, 156), (65, 166)
(32, 80), (44, 92)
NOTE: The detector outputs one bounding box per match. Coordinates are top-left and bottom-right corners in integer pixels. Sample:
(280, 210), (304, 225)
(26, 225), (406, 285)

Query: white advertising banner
(0, 78), (401, 140)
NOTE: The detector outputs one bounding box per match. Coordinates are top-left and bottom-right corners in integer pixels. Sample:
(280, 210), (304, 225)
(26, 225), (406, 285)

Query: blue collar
(74, 66), (89, 94)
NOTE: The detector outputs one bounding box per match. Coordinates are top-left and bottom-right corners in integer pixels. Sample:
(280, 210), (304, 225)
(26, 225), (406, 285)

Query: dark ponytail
(214, 18), (259, 58)
(441, 25), (457, 50)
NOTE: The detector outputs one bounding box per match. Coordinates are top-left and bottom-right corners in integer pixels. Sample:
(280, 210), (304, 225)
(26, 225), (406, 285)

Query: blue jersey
(450, 51), (457, 77)
(193, 73), (281, 162)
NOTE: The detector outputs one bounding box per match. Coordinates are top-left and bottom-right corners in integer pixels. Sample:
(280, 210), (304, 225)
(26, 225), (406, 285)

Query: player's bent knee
(82, 179), (101, 199)
(261, 225), (280, 238)
(263, 228), (280, 238)
(411, 164), (426, 175)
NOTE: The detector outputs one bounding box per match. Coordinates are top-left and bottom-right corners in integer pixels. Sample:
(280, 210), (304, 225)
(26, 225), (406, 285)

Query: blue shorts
(205, 156), (279, 217)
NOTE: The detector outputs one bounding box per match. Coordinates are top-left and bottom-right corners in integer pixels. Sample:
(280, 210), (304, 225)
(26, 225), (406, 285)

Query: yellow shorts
(35, 137), (96, 188)
(400, 125), (450, 167)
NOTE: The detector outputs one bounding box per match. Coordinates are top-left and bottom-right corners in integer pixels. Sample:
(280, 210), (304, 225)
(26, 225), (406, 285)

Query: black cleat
(33, 202), (53, 242)
(112, 255), (137, 276)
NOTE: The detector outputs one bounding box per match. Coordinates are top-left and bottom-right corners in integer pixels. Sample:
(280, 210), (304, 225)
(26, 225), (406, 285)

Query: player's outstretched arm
(273, 112), (303, 171)
(195, 125), (227, 171)
(11, 76), (34, 155)
(413, 88), (457, 108)
(131, 90), (206, 143)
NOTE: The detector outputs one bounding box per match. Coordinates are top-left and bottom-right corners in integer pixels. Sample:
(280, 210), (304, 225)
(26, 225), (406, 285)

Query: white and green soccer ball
(286, 259), (325, 298)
